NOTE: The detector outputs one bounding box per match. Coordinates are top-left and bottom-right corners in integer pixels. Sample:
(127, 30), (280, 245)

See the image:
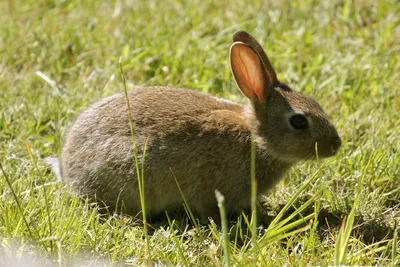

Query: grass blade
(166, 213), (189, 267)
(215, 190), (230, 267)
(0, 162), (35, 242)
(267, 170), (320, 230)
(392, 223), (398, 267)
(334, 154), (373, 265)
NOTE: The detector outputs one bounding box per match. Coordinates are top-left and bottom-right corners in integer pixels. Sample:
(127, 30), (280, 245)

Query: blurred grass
(0, 0), (399, 265)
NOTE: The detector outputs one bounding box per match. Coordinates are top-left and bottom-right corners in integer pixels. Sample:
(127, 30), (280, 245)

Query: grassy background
(0, 0), (399, 266)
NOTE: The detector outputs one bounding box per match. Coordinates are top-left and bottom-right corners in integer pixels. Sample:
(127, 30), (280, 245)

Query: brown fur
(61, 31), (341, 220)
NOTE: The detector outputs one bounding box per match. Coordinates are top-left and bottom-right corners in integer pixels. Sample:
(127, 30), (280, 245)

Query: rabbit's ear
(230, 42), (271, 103)
(232, 31), (279, 88)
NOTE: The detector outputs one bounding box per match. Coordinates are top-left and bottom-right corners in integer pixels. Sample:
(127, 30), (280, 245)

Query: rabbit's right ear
(232, 31), (279, 87)
(230, 42), (271, 104)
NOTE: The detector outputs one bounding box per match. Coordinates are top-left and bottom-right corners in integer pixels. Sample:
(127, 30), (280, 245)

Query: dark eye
(290, 114), (309, 130)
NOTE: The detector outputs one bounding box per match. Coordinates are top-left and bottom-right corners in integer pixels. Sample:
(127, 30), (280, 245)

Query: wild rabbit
(60, 31), (341, 220)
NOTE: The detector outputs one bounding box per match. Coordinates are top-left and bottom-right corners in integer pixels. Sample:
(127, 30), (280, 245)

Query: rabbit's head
(230, 31), (341, 163)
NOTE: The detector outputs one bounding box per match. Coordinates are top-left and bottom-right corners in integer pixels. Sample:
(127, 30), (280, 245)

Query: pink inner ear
(230, 44), (264, 102)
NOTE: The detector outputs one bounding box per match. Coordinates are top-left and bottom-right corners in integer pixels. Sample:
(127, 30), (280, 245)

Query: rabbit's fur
(61, 31), (341, 220)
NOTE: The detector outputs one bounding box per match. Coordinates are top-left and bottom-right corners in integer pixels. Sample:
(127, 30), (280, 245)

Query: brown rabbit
(60, 31), (341, 220)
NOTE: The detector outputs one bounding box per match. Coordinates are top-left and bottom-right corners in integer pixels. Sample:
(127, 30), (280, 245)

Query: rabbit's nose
(316, 137), (341, 158)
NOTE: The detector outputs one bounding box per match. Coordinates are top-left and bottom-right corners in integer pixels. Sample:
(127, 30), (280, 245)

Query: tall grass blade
(119, 58), (151, 264)
(250, 133), (258, 266)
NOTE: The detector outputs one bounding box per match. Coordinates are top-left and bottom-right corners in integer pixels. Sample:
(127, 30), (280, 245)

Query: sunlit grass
(0, 0), (399, 265)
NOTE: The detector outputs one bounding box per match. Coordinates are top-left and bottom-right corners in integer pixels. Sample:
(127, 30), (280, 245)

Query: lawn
(0, 0), (399, 266)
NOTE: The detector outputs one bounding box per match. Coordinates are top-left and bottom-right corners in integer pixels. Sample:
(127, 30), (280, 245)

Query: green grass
(1, 0), (399, 265)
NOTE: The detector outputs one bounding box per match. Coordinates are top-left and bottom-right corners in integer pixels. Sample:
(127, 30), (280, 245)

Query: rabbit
(60, 31), (341, 221)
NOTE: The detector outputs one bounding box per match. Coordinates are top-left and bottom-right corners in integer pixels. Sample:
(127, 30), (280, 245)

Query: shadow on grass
(110, 200), (397, 247)
(260, 202), (398, 246)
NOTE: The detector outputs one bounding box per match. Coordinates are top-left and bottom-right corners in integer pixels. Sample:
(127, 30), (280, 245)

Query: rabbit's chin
(275, 153), (310, 164)
(268, 146), (320, 164)
(281, 150), (338, 164)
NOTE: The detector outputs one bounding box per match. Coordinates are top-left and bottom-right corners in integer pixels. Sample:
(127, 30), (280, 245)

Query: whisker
(298, 147), (315, 163)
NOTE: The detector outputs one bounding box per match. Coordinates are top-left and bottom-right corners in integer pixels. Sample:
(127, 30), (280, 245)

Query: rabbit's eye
(290, 114), (309, 130)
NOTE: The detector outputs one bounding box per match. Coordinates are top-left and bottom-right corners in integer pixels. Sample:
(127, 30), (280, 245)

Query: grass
(0, 0), (399, 265)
